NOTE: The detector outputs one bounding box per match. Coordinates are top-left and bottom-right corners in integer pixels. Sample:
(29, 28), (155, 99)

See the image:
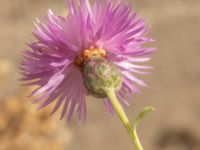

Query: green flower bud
(83, 58), (122, 98)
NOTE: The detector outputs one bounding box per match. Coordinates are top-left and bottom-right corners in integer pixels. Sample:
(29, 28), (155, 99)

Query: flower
(20, 0), (155, 122)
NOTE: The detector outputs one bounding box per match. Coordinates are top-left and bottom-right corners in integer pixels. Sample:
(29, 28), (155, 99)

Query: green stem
(105, 88), (143, 150)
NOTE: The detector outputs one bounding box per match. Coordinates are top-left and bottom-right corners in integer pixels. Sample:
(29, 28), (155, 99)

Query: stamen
(75, 48), (106, 67)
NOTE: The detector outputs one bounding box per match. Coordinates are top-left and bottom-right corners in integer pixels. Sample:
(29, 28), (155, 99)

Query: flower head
(20, 0), (155, 122)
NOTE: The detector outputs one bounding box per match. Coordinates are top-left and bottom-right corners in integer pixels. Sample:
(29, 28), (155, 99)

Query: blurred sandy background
(0, 0), (200, 150)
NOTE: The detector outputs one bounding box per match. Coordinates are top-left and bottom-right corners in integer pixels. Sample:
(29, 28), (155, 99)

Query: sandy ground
(0, 0), (200, 150)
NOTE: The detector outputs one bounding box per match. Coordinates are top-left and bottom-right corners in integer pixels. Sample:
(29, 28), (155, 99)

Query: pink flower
(20, 0), (155, 122)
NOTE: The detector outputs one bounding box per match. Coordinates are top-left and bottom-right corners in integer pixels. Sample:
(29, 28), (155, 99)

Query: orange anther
(99, 48), (106, 57)
(82, 49), (91, 59)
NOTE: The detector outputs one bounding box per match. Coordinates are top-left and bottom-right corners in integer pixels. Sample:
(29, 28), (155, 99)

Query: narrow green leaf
(133, 106), (155, 129)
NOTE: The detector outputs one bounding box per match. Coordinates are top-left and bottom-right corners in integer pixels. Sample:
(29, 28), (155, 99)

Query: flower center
(75, 47), (107, 67)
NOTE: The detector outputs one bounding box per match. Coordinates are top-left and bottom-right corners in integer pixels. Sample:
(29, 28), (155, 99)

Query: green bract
(83, 58), (122, 98)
